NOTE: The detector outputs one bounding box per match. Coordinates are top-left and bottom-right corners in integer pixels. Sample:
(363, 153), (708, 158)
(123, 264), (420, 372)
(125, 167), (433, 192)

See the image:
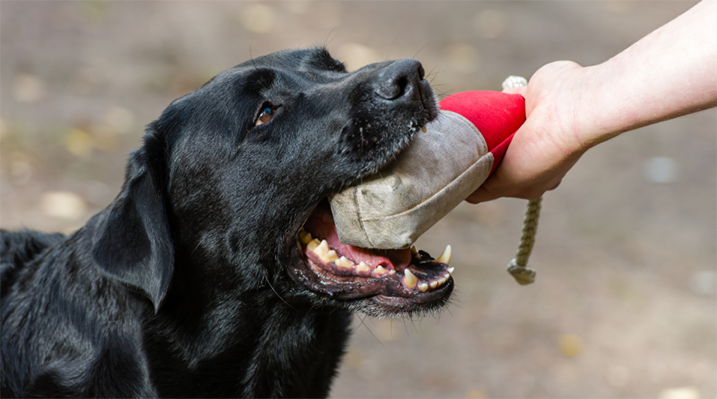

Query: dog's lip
(288, 245), (454, 303)
(417, 79), (439, 121)
(286, 201), (454, 303)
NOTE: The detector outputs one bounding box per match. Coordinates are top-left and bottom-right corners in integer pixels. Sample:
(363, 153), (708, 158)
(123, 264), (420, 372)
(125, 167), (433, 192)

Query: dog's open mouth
(289, 200), (453, 311)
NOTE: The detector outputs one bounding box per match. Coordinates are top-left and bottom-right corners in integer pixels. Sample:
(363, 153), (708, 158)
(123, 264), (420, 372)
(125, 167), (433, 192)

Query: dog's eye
(255, 105), (279, 126)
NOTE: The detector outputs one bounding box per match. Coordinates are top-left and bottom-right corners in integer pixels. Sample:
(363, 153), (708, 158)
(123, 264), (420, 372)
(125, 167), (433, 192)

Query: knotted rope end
(507, 258), (536, 285)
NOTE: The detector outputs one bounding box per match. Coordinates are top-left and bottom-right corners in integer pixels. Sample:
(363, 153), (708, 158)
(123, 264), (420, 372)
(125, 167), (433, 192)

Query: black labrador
(1, 48), (453, 398)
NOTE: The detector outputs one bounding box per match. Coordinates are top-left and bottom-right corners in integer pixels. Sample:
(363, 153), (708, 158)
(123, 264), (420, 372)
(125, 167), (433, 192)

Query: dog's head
(90, 48), (452, 316)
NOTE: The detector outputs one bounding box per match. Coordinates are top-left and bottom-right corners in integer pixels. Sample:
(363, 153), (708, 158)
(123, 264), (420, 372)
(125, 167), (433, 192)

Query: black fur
(1, 48), (439, 398)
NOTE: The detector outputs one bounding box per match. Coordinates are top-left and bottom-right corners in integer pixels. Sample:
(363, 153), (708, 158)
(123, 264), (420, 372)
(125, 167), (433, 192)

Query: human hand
(468, 0), (717, 204)
(466, 61), (594, 203)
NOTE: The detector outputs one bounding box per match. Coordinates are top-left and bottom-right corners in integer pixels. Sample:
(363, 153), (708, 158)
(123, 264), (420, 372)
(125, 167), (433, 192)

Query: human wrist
(567, 62), (629, 151)
(531, 61), (602, 156)
(574, 0), (717, 146)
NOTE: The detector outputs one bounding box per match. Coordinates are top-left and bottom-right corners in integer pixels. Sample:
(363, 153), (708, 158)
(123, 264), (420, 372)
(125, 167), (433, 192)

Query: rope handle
(501, 76), (540, 286)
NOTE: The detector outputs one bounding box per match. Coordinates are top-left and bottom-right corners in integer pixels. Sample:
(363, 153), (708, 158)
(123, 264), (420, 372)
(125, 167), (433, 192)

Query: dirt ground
(1, 1), (715, 398)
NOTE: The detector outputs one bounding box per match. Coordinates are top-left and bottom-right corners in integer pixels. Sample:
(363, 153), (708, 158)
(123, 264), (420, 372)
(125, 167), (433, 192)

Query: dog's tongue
(303, 202), (411, 270)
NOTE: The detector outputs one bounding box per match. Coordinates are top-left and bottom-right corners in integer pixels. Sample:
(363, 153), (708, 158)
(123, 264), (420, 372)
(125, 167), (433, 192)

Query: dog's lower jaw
(286, 242), (454, 318)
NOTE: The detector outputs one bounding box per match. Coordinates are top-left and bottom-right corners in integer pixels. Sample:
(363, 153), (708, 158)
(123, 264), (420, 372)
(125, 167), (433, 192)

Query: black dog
(1, 48), (454, 398)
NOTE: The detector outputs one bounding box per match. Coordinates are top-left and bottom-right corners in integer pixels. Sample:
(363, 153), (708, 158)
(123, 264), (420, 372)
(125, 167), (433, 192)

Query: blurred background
(1, 1), (714, 398)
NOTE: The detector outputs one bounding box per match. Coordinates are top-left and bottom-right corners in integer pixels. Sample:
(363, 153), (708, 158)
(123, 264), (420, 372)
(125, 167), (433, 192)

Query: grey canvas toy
(329, 79), (541, 285)
(330, 90), (524, 249)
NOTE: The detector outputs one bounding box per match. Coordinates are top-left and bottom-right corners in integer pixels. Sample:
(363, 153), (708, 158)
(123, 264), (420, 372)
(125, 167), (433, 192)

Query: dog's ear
(91, 143), (174, 312)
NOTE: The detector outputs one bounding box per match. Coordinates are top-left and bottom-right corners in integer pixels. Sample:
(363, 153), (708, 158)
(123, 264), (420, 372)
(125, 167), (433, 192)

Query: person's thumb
(465, 184), (499, 204)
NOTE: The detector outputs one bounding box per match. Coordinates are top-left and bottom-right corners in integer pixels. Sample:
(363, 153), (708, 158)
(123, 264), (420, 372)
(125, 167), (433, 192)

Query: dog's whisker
(386, 36), (398, 62)
(426, 66), (441, 83)
(264, 275), (297, 311)
(412, 43), (429, 60)
(354, 315), (385, 347)
(322, 29), (339, 49)
(351, 314), (365, 334)
(409, 316), (420, 334)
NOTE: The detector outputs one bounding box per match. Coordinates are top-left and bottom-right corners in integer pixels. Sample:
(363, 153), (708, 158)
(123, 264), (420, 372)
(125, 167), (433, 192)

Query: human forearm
(577, 0), (717, 149)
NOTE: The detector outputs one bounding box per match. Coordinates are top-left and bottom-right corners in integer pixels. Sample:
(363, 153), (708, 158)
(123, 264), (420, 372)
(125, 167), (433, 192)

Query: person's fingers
(465, 186), (498, 204)
(547, 179), (562, 191)
(464, 116), (580, 203)
(466, 173), (561, 204)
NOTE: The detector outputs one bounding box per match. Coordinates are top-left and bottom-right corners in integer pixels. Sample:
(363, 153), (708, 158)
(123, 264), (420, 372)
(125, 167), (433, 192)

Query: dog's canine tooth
(403, 269), (418, 289)
(298, 230), (313, 245)
(435, 245), (452, 265)
(421, 125), (427, 133)
(418, 282), (429, 292)
(356, 262), (370, 273)
(410, 246), (418, 255)
(335, 256), (354, 269)
(306, 238), (321, 252)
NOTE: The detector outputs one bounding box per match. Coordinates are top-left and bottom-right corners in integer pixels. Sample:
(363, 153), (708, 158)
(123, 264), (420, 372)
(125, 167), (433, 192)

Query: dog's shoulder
(1, 229), (65, 297)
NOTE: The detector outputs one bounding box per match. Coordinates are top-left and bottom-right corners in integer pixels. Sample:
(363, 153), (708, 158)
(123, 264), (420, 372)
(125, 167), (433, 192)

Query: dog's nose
(374, 58), (425, 101)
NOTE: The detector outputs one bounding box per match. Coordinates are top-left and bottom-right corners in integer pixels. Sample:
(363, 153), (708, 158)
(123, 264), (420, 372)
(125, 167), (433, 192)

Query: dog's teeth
(418, 282), (429, 292)
(421, 125), (427, 133)
(410, 246), (418, 255)
(374, 265), (388, 276)
(306, 238), (321, 252)
(298, 230), (313, 245)
(403, 269), (418, 289)
(314, 240), (339, 263)
(324, 250), (339, 263)
(356, 262), (370, 273)
(313, 240), (330, 256)
(435, 245), (452, 265)
(429, 280), (439, 289)
(389, 269), (396, 275)
(437, 276), (448, 286)
(335, 256), (354, 269)
(447, 267), (455, 275)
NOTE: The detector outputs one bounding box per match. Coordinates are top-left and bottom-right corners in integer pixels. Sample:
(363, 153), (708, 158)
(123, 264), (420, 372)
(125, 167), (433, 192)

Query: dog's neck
(146, 255), (351, 397)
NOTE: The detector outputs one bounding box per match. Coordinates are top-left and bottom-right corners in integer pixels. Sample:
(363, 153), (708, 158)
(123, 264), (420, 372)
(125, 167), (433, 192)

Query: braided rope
(501, 76), (540, 286)
(507, 198), (541, 285)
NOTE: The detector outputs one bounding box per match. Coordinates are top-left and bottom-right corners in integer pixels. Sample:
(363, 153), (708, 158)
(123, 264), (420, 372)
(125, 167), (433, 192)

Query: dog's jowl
(1, 48), (452, 398)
